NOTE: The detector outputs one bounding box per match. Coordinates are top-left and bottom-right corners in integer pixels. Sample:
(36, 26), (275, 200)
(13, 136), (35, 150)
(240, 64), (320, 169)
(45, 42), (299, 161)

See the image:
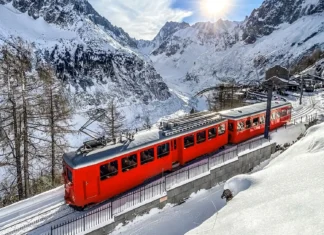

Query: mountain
(243, 0), (324, 40)
(138, 21), (190, 55)
(0, 0), (174, 112)
(140, 0), (324, 98)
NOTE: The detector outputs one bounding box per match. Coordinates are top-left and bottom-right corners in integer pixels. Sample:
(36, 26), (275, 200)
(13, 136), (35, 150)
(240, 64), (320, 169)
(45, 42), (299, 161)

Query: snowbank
(223, 176), (253, 197)
(187, 122), (324, 235)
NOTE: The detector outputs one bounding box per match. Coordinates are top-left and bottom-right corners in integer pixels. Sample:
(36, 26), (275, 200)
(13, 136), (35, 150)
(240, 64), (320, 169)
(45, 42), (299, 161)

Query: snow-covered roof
(64, 117), (227, 169)
(219, 101), (291, 119)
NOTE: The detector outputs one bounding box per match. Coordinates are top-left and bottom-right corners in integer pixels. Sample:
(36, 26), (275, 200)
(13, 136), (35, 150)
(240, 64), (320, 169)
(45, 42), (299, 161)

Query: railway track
(291, 96), (317, 121)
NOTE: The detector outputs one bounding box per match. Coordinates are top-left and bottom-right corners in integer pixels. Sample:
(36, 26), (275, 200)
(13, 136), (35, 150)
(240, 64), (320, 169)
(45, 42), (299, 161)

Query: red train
(62, 101), (292, 209)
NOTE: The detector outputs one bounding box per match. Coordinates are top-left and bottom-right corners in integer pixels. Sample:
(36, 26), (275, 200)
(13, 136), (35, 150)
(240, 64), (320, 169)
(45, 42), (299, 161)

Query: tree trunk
(12, 100), (24, 199)
(50, 89), (55, 186)
(22, 75), (29, 198)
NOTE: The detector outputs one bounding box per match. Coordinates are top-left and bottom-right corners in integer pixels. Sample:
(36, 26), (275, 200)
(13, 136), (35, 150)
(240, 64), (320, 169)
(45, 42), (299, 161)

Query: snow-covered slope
(143, 0), (324, 98)
(0, 1), (173, 108)
(187, 122), (324, 235)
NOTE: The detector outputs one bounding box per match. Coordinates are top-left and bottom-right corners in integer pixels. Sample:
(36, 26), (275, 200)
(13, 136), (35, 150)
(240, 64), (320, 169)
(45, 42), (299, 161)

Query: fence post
(83, 215), (86, 231)
(208, 157), (210, 169)
(51, 226), (53, 235)
(164, 176), (167, 191)
(187, 168), (190, 179)
(110, 202), (113, 219)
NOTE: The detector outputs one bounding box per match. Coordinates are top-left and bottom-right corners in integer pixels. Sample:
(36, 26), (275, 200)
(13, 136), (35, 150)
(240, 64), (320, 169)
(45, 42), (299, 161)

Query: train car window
(276, 112), (280, 119)
(184, 135), (195, 147)
(174, 140), (177, 150)
(237, 121), (245, 131)
(122, 154), (137, 172)
(253, 118), (259, 126)
(100, 160), (118, 180)
(67, 168), (73, 183)
(281, 109), (287, 117)
(271, 112), (276, 120)
(158, 143), (170, 158)
(140, 148), (154, 165)
(260, 116), (265, 124)
(208, 128), (217, 139)
(287, 108), (292, 115)
(197, 131), (206, 144)
(218, 124), (226, 135)
(246, 120), (251, 128)
(228, 123), (234, 131)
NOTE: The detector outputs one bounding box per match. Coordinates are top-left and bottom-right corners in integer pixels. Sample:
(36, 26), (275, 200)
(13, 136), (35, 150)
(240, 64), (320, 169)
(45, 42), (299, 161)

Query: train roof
(64, 113), (227, 169)
(219, 100), (291, 119)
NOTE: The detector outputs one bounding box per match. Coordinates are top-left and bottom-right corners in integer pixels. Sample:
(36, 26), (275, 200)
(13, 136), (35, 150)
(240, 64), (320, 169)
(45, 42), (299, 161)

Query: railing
(291, 113), (317, 124)
(37, 181), (166, 235)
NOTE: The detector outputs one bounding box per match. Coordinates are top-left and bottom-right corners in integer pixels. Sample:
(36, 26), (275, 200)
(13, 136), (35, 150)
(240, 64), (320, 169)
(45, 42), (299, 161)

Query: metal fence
(237, 137), (270, 154)
(291, 113), (317, 124)
(112, 180), (166, 215)
(40, 181), (165, 235)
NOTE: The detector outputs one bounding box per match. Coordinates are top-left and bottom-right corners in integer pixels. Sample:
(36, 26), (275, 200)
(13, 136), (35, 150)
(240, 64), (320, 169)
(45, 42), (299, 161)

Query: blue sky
(171, 0), (263, 23)
(89, 0), (264, 40)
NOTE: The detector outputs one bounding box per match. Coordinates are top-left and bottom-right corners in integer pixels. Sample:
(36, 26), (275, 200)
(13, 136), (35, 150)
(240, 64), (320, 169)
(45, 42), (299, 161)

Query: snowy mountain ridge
(138, 0), (324, 98)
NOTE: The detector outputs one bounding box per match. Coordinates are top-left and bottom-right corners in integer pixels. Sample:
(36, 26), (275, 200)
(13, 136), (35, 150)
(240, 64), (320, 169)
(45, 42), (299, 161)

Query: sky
(88, 0), (263, 40)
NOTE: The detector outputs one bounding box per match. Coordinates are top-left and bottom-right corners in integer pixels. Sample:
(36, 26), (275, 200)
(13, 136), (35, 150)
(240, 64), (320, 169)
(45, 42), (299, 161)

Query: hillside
(187, 121), (324, 235)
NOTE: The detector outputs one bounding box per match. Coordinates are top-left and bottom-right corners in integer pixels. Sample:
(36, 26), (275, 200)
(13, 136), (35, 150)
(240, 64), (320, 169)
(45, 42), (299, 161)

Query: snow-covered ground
(187, 121), (324, 235)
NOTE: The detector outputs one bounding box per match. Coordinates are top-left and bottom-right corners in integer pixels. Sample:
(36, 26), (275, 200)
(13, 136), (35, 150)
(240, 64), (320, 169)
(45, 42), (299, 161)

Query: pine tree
(37, 64), (73, 186)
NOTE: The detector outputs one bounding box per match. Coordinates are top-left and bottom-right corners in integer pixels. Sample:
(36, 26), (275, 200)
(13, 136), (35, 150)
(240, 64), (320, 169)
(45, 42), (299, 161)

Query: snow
(187, 122), (324, 235)
(110, 186), (226, 235)
(223, 175), (252, 197)
(0, 3), (77, 46)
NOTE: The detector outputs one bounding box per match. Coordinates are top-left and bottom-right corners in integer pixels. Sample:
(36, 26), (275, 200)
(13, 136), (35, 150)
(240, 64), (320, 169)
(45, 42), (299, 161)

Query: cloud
(88, 0), (192, 40)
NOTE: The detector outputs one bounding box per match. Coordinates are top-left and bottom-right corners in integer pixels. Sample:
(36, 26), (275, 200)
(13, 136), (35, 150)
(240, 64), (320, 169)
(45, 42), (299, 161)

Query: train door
(83, 171), (98, 200)
(171, 139), (179, 165)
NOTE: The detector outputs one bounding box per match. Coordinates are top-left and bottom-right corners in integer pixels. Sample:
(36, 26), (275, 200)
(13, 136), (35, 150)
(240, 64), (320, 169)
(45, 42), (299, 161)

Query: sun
(201, 0), (230, 17)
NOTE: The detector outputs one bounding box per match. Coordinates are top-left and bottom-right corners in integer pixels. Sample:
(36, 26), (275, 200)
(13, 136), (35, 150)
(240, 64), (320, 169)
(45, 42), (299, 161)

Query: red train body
(62, 101), (292, 208)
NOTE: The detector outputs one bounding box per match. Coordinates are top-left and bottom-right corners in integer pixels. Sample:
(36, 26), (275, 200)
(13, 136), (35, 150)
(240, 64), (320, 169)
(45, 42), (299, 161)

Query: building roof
(219, 101), (291, 119)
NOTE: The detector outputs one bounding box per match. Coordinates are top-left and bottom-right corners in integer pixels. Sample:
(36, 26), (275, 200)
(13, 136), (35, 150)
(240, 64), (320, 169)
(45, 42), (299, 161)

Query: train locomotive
(62, 101), (292, 209)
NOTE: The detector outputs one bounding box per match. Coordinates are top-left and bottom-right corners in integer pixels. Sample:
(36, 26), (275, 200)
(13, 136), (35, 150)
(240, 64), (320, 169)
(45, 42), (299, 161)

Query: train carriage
(219, 101), (292, 144)
(62, 101), (292, 209)
(62, 112), (228, 209)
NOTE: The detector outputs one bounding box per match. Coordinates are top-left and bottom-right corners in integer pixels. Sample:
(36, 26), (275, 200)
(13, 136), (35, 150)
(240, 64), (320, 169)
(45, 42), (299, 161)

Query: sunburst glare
(201, 0), (232, 19)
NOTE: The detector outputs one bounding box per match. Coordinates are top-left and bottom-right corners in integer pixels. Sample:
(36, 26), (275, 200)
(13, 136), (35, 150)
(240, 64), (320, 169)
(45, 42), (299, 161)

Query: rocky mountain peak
(0, 0), (137, 48)
(153, 21), (190, 42)
(243, 0), (324, 41)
